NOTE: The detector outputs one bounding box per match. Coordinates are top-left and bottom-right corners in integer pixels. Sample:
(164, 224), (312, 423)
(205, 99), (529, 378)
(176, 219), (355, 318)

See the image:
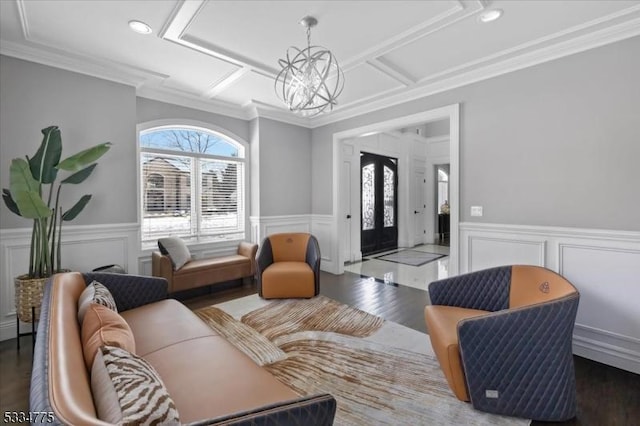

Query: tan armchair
(257, 233), (321, 299)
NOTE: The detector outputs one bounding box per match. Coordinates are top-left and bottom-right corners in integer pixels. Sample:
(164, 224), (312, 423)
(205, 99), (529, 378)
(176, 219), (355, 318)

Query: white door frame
(331, 103), (460, 275)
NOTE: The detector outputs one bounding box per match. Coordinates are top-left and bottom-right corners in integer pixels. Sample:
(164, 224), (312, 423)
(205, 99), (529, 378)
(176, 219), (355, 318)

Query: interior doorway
(361, 152), (398, 255)
(331, 104), (460, 275)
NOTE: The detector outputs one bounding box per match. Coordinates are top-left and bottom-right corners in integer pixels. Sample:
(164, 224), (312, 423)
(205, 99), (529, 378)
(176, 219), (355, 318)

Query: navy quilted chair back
(426, 265), (579, 422)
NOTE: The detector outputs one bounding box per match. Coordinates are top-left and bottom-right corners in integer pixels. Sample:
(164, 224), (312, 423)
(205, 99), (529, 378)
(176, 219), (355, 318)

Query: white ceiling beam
(203, 68), (251, 99)
(367, 58), (415, 87)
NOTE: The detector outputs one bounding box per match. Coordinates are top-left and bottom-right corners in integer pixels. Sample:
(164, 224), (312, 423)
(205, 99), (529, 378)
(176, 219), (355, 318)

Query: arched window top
(140, 126), (244, 158)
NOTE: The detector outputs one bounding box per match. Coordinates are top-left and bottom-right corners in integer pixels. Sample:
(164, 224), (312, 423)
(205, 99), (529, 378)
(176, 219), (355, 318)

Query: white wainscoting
(460, 222), (640, 374)
(249, 215), (311, 245)
(0, 223), (139, 342)
(249, 215), (336, 273)
(311, 215), (337, 274)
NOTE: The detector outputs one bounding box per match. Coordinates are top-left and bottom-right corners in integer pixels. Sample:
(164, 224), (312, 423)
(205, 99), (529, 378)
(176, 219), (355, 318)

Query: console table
(438, 214), (450, 242)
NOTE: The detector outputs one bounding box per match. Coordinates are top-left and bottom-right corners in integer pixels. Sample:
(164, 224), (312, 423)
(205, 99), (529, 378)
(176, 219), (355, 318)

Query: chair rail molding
(460, 221), (640, 374)
(0, 222), (140, 341)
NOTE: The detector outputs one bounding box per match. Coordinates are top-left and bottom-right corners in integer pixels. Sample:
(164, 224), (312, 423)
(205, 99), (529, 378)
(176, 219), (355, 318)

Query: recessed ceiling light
(128, 20), (152, 35)
(478, 9), (503, 23)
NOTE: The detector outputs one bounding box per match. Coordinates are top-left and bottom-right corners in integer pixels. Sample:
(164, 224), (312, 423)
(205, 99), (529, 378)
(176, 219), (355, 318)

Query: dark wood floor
(1, 271), (638, 425)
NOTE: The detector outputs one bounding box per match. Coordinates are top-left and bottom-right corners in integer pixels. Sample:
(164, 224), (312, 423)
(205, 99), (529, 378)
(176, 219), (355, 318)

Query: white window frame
(137, 119), (250, 250)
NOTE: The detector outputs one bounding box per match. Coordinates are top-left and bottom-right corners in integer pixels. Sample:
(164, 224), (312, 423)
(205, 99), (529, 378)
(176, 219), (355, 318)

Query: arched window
(139, 125), (246, 243)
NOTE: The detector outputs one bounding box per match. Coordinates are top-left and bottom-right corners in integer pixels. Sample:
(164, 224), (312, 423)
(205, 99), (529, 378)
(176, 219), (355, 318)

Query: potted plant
(2, 125), (111, 323)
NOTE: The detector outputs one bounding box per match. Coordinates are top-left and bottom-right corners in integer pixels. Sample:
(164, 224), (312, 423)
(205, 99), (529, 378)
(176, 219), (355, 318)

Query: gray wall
(0, 55), (137, 228)
(256, 118), (312, 216)
(136, 97), (250, 144)
(312, 36), (640, 231)
(0, 56), (314, 232)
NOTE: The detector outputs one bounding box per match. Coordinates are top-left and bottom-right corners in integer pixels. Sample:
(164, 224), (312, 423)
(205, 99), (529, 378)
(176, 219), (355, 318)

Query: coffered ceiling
(1, 1), (639, 127)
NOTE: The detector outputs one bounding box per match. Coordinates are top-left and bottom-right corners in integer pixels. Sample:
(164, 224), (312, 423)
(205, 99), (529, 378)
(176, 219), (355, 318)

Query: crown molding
(136, 86), (250, 121)
(2, 2), (638, 130)
(309, 14), (640, 128)
(247, 101), (314, 128)
(0, 40), (166, 88)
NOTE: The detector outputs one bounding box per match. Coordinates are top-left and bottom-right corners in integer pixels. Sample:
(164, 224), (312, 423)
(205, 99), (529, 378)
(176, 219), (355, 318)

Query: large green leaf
(10, 158), (40, 195)
(62, 194), (91, 221)
(10, 159), (50, 219)
(61, 164), (97, 184)
(2, 189), (21, 216)
(57, 142), (112, 172)
(29, 126), (62, 184)
(12, 190), (52, 219)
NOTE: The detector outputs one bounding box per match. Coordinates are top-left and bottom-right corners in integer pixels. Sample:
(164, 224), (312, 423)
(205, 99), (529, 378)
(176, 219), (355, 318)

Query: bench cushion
(424, 305), (489, 401)
(177, 255), (250, 273)
(170, 256), (252, 293)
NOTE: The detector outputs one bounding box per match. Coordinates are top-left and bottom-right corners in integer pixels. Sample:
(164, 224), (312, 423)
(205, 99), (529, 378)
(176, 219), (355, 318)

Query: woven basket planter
(14, 275), (46, 323)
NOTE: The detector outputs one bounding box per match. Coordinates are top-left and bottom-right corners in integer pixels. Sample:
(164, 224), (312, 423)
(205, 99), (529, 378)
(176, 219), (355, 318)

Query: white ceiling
(1, 0), (639, 127)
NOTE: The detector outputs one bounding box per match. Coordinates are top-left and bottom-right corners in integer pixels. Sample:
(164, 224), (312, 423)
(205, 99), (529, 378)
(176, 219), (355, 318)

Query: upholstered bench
(152, 238), (258, 294)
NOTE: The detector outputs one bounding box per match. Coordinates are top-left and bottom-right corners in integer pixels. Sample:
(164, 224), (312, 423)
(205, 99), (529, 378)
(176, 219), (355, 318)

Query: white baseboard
(460, 222), (640, 374)
(573, 324), (640, 374)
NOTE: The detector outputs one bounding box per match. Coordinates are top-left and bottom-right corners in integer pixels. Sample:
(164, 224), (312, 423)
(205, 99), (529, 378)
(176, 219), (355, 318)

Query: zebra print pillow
(78, 280), (117, 324)
(92, 345), (180, 425)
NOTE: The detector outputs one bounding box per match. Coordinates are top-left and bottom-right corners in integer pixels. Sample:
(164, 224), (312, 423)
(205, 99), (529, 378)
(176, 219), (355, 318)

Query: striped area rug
(195, 295), (529, 426)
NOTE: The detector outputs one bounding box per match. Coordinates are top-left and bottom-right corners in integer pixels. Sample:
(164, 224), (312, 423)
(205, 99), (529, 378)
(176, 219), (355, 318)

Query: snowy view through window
(139, 127), (245, 244)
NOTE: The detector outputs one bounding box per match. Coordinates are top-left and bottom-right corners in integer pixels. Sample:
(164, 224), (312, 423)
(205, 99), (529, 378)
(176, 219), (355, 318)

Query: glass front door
(361, 152), (398, 255)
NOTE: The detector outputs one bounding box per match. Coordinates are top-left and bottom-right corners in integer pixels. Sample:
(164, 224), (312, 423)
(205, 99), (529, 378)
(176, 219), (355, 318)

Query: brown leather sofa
(152, 241), (257, 293)
(30, 272), (336, 425)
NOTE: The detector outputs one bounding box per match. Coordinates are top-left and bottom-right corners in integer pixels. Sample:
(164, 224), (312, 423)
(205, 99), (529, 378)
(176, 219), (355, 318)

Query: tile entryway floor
(343, 244), (449, 291)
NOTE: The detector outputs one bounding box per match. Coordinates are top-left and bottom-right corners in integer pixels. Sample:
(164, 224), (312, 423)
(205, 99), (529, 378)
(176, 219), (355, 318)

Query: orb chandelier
(274, 16), (344, 117)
